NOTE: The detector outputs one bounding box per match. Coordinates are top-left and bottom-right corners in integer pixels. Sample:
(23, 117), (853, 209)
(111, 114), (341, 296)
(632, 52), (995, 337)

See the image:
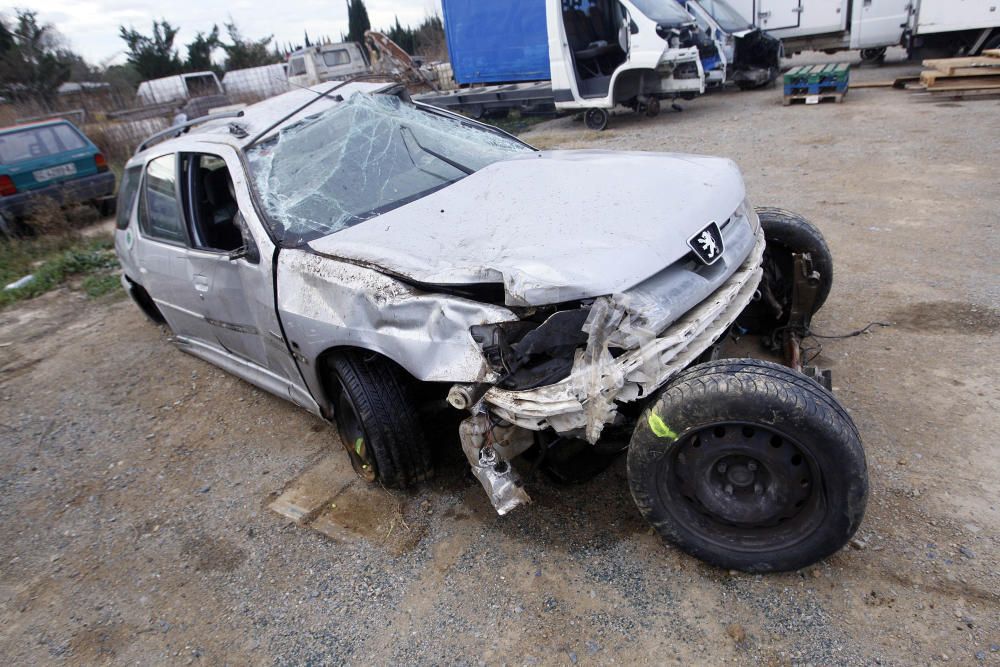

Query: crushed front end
(453, 203), (765, 514)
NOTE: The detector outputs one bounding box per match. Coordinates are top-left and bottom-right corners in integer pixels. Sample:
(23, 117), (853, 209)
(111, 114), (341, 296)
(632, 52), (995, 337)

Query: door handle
(193, 274), (210, 294)
(758, 10), (771, 18)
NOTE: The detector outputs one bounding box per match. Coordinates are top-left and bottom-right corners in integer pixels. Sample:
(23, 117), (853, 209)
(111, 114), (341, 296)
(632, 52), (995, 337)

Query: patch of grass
(81, 272), (123, 298)
(0, 233), (121, 308)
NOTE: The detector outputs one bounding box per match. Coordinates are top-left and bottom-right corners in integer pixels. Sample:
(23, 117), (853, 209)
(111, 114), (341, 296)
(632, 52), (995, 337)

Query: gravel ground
(1, 56), (998, 665)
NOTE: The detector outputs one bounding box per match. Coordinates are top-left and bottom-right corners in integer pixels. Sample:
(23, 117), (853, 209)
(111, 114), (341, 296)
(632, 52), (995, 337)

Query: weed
(0, 233), (120, 308)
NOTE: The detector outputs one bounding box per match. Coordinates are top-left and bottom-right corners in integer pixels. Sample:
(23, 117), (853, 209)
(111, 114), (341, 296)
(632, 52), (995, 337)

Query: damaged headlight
(471, 308), (590, 391)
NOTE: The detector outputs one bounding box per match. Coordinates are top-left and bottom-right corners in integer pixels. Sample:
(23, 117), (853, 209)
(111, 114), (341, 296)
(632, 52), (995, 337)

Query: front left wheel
(329, 351), (433, 488)
(627, 358), (868, 572)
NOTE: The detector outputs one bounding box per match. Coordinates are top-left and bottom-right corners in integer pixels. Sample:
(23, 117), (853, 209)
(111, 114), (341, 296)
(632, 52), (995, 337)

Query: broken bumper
(483, 226), (765, 439)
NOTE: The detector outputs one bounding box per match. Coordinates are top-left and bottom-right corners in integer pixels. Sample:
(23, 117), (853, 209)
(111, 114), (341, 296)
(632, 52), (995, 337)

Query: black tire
(329, 351), (433, 488)
(584, 107), (609, 131)
(627, 358), (868, 572)
(860, 47), (887, 64)
(738, 207), (834, 334)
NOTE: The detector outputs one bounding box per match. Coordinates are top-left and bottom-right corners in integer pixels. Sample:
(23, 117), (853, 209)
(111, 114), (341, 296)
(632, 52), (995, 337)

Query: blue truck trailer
(442, 0), (551, 84)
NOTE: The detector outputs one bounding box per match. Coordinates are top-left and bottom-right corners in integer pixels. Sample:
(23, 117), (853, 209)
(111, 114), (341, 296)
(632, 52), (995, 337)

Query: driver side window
(181, 153), (247, 254)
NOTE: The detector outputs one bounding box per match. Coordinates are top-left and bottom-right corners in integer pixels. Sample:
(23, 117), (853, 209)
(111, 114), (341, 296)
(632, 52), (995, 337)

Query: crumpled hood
(307, 149), (745, 306)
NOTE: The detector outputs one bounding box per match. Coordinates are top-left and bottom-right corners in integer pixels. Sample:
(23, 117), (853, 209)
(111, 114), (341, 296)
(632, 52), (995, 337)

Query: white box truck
(725, 0), (1000, 61)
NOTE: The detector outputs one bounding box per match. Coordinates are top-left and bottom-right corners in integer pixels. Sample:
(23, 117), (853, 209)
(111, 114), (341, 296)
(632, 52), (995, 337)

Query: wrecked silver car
(115, 80), (868, 572)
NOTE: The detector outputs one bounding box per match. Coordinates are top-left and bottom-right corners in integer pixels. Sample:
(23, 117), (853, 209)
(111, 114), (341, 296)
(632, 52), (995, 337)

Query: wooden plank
(983, 49), (1000, 58)
(923, 74), (1000, 90)
(921, 87), (1000, 100)
(921, 69), (1000, 85)
(922, 81), (1000, 92)
(922, 56), (1000, 75)
(850, 80), (895, 89)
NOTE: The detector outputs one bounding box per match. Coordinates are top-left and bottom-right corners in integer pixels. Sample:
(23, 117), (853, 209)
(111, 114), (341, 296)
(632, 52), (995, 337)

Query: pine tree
(346, 0), (371, 44)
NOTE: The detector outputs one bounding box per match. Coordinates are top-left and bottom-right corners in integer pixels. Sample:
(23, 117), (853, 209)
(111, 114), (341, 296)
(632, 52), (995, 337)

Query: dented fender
(276, 248), (520, 407)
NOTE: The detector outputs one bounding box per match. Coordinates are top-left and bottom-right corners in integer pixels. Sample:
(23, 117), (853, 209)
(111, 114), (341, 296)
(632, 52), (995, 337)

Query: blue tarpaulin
(441, 0), (551, 84)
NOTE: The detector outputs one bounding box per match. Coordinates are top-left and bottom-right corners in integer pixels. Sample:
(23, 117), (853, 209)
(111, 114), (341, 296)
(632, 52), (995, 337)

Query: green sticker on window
(647, 413), (678, 440)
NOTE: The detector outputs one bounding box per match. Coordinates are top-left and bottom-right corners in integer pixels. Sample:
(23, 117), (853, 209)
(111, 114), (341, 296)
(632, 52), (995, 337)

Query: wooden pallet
(916, 52), (1000, 97)
(783, 92), (845, 106)
(922, 55), (1000, 75)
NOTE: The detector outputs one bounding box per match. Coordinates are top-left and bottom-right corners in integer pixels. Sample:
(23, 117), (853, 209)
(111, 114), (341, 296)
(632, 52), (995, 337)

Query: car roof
(0, 119), (78, 135)
(131, 79), (392, 164)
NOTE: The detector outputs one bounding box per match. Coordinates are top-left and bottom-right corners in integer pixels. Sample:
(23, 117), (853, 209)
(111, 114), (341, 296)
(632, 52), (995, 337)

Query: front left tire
(627, 358), (868, 572)
(329, 351), (434, 488)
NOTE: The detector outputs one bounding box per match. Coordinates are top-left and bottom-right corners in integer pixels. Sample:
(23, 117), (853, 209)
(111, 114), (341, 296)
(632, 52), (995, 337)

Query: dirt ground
(2, 57), (999, 665)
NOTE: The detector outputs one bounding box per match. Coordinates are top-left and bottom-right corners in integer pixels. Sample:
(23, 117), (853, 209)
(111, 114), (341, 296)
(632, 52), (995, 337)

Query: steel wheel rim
(656, 421), (826, 552)
(336, 387), (377, 482)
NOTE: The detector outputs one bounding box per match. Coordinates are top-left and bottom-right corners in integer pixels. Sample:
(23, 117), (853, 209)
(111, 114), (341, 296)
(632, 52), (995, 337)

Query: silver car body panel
(307, 149), (747, 307)
(275, 249), (518, 388)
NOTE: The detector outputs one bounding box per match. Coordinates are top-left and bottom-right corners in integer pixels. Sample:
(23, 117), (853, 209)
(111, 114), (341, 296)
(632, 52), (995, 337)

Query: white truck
(286, 42), (371, 87)
(726, 0), (1000, 61)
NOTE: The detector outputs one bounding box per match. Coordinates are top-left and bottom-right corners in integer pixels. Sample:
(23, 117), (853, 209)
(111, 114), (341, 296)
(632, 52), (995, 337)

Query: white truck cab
(547, 0), (709, 129)
(286, 43), (371, 88)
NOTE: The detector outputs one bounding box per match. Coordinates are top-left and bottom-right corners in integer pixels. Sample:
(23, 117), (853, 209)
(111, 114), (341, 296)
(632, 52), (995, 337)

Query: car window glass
(290, 57), (306, 76)
(116, 165), (143, 230)
(51, 124), (88, 151)
(0, 124), (83, 164)
(322, 49), (350, 67)
(139, 154), (187, 244)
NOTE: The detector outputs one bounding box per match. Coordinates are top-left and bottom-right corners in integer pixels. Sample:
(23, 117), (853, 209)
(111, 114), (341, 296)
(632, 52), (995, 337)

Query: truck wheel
(860, 47), (887, 64)
(738, 207), (833, 334)
(627, 359), (867, 572)
(329, 351), (433, 488)
(584, 107), (609, 131)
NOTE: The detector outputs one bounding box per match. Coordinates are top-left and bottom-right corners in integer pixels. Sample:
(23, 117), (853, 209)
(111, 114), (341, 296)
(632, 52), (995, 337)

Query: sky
(22, 0), (443, 67)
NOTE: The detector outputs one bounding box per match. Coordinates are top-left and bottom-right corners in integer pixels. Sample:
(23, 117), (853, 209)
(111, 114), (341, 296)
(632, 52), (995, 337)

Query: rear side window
(139, 154), (187, 244)
(322, 49), (350, 67)
(0, 123), (87, 164)
(289, 57), (306, 76)
(116, 165), (143, 230)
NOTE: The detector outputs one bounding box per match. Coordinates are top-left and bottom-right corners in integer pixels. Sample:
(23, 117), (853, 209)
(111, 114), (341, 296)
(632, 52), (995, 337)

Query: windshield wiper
(399, 126), (475, 176)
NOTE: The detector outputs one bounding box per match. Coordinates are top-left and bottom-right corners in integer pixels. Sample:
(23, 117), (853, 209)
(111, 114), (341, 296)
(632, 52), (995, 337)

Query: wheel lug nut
(717, 463), (728, 473)
(754, 482), (763, 496)
(747, 462), (758, 472)
(725, 484), (734, 495)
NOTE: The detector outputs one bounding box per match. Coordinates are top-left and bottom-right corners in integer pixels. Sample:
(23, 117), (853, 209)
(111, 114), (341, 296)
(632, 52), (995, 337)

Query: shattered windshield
(246, 93), (532, 243)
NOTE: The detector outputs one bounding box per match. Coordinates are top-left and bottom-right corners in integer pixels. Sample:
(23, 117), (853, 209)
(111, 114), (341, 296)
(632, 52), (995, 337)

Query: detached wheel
(628, 359), (867, 572)
(329, 351), (433, 488)
(738, 207), (833, 334)
(584, 107), (609, 131)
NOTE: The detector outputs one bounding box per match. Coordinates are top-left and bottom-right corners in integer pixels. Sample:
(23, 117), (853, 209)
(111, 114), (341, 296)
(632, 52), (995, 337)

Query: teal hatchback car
(0, 119), (116, 234)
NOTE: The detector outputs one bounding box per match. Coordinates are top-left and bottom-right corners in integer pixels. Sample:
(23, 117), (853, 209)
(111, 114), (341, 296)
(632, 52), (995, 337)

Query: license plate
(33, 163), (77, 182)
